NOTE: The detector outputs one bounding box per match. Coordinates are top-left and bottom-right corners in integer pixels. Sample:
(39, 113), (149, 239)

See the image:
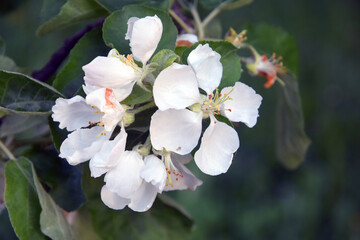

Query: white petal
(125, 17), (139, 40)
(153, 63), (201, 111)
(90, 127), (127, 177)
(52, 96), (100, 132)
(128, 182), (157, 212)
(126, 15), (163, 64)
(104, 151), (144, 198)
(150, 109), (202, 155)
(86, 88), (107, 111)
(164, 153), (202, 191)
(140, 155), (167, 192)
(194, 118), (239, 175)
(86, 88), (125, 131)
(176, 34), (198, 44)
(59, 126), (110, 165)
(101, 186), (130, 210)
(83, 56), (138, 89)
(82, 82), (100, 95)
(187, 44), (222, 94)
(113, 83), (135, 102)
(107, 49), (121, 58)
(220, 82), (262, 127)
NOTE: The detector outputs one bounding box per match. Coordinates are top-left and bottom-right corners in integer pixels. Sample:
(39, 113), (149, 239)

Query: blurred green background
(0, 0), (359, 239)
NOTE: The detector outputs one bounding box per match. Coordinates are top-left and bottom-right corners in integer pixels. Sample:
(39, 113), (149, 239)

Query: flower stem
(202, 3), (225, 28)
(169, 9), (193, 34)
(190, 4), (205, 40)
(131, 101), (156, 114)
(0, 141), (15, 160)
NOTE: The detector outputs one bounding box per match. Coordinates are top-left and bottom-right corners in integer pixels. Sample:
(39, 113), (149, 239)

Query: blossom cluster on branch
(52, 15), (266, 212)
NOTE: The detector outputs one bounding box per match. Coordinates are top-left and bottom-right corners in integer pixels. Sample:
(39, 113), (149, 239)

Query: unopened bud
(123, 112), (135, 127)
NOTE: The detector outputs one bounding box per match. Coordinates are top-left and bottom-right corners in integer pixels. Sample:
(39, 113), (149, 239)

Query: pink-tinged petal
(128, 182), (157, 212)
(83, 56), (138, 89)
(101, 186), (130, 210)
(150, 109), (202, 155)
(59, 126), (110, 165)
(86, 88), (125, 131)
(140, 155), (167, 192)
(187, 44), (222, 94)
(52, 96), (100, 132)
(125, 15), (163, 64)
(89, 128), (127, 177)
(194, 118), (239, 175)
(164, 153), (202, 191)
(153, 63), (201, 111)
(220, 82), (262, 127)
(176, 34), (198, 44)
(104, 151), (144, 198)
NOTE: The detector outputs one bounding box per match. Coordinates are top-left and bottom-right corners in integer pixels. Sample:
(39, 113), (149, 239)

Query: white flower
(246, 53), (285, 88)
(126, 15), (163, 65)
(100, 152), (163, 212)
(100, 151), (202, 211)
(151, 44), (262, 176)
(82, 15), (162, 95)
(52, 87), (125, 165)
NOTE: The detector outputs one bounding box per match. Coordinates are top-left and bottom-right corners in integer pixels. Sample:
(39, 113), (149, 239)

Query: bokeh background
(0, 0), (359, 239)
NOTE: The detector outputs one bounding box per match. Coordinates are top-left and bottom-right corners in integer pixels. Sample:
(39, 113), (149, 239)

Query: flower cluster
(52, 15), (262, 212)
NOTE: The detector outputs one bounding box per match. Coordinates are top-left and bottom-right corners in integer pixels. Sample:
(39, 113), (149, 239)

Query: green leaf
(0, 70), (63, 115)
(0, 56), (21, 72)
(245, 23), (299, 76)
(4, 159), (47, 240)
(221, 0), (253, 10)
(5, 157), (75, 240)
(174, 46), (187, 58)
(97, 0), (171, 11)
(200, 0), (252, 10)
(70, 207), (101, 240)
(82, 168), (193, 240)
(121, 85), (152, 105)
(0, 114), (48, 138)
(48, 116), (68, 152)
(32, 160), (75, 240)
(150, 49), (180, 76)
(182, 41), (241, 89)
(103, 5), (177, 57)
(0, 36), (5, 55)
(0, 161), (6, 212)
(53, 28), (109, 97)
(26, 145), (86, 212)
(276, 73), (311, 169)
(37, 0), (109, 36)
(214, 114), (234, 127)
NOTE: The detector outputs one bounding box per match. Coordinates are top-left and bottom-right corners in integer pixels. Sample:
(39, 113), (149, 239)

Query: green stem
(202, 2), (226, 28)
(130, 101), (156, 114)
(0, 141), (15, 160)
(190, 5), (205, 41)
(168, 9), (193, 34)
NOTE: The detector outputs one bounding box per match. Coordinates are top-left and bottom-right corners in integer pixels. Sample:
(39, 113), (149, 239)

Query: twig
(0, 141), (15, 160)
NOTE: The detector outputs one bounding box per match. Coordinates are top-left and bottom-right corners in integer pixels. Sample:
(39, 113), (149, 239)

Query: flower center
(109, 49), (141, 72)
(201, 88), (233, 117)
(163, 153), (183, 187)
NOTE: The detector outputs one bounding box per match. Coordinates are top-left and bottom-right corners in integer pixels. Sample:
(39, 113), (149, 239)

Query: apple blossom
(246, 52), (285, 88)
(151, 44), (262, 176)
(82, 15), (163, 94)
